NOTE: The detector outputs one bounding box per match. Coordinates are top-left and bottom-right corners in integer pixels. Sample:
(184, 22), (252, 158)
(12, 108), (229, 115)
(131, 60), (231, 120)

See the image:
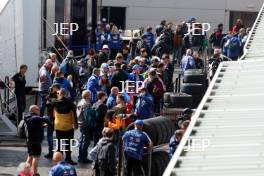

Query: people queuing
(12, 17), (250, 175)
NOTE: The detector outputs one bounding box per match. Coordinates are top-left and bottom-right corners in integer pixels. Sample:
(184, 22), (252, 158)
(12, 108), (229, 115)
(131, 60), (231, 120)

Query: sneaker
(65, 159), (78, 165)
(44, 153), (53, 159)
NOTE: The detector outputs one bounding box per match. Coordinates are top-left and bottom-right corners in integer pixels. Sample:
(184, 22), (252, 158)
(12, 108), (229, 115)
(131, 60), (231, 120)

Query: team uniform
(122, 129), (151, 176)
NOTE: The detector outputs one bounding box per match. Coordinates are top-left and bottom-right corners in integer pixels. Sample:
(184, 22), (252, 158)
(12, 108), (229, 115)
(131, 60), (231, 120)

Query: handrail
(239, 2), (264, 60)
(163, 60), (226, 176)
(0, 0), (11, 15)
(0, 77), (18, 126)
(42, 17), (69, 52)
(164, 3), (264, 174)
(45, 36), (65, 61)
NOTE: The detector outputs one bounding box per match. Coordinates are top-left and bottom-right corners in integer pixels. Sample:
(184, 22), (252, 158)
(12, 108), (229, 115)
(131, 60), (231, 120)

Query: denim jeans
(47, 117), (54, 154)
(173, 47), (182, 64)
(39, 90), (48, 117)
(78, 127), (93, 161)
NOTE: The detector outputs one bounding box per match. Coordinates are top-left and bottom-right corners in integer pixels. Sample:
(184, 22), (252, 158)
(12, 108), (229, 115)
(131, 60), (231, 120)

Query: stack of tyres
(142, 151), (170, 176)
(125, 116), (175, 146)
(169, 92), (193, 108)
(163, 92), (193, 108)
(183, 69), (206, 84)
(163, 92), (172, 108)
(181, 83), (205, 108)
(182, 70), (208, 108)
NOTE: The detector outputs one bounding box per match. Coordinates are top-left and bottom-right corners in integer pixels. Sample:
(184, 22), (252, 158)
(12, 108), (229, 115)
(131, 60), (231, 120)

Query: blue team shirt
(49, 162), (77, 176)
(122, 129), (151, 160)
(181, 55), (196, 73)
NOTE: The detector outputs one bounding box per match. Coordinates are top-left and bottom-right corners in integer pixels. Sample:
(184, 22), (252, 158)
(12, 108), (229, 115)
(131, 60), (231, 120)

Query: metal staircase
(163, 2), (264, 176)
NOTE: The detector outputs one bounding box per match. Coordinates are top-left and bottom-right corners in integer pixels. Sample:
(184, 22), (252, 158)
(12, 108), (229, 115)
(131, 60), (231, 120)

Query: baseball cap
(101, 63), (109, 69)
(134, 119), (144, 126)
(102, 18), (107, 23)
(182, 108), (193, 115)
(102, 45), (109, 50)
(132, 64), (142, 70)
(151, 56), (161, 63)
(188, 17), (197, 23)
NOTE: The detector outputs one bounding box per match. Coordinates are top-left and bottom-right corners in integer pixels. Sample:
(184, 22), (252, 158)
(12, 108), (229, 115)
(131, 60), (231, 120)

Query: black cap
(182, 108), (193, 115)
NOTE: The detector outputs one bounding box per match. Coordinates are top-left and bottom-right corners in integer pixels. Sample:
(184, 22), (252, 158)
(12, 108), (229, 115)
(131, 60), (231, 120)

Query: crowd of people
(10, 17), (250, 176)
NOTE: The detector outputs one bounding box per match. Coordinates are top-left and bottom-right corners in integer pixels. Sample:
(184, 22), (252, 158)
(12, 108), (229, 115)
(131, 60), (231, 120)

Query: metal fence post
(147, 148), (153, 176)
(118, 131), (123, 176)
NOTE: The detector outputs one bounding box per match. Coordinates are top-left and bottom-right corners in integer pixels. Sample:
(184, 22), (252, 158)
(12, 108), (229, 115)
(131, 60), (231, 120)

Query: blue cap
(134, 119), (144, 126)
(101, 63), (109, 69)
(132, 64), (141, 70)
(188, 17), (197, 23)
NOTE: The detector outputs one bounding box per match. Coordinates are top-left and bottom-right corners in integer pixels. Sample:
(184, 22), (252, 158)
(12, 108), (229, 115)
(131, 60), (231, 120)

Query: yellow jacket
(54, 110), (76, 131)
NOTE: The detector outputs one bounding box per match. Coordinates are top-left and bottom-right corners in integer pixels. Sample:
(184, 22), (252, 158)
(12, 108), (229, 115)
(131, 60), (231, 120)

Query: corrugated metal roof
(0, 0), (10, 14)
(163, 2), (264, 176)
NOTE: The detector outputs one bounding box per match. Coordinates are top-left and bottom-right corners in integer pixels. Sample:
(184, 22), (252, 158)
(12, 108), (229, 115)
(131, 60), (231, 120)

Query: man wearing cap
(135, 87), (154, 119)
(128, 64), (144, 83)
(143, 26), (155, 49)
(122, 120), (153, 176)
(137, 35), (151, 57)
(98, 45), (109, 66)
(111, 63), (128, 91)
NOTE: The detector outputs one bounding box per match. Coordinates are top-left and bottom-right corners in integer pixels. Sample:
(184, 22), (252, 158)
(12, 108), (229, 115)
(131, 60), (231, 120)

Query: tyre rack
(163, 2), (264, 176)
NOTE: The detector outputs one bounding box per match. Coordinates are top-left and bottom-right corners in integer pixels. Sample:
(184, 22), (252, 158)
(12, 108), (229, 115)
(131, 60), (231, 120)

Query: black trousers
(55, 128), (74, 160)
(99, 170), (115, 176)
(16, 95), (26, 122)
(124, 154), (144, 176)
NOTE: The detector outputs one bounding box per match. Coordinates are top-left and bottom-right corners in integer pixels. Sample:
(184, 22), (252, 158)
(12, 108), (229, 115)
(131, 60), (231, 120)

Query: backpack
(17, 115), (31, 139)
(60, 59), (69, 75)
(83, 106), (98, 128)
(209, 32), (216, 44)
(151, 78), (164, 100)
(95, 141), (114, 171)
(228, 37), (239, 51)
(17, 119), (26, 138)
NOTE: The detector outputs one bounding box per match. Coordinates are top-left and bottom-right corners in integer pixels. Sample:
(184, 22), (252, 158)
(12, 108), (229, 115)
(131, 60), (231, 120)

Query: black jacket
(53, 97), (78, 126)
(25, 113), (49, 143)
(95, 138), (116, 174)
(12, 72), (26, 96)
(92, 101), (108, 126)
(98, 52), (108, 67)
(111, 69), (128, 91)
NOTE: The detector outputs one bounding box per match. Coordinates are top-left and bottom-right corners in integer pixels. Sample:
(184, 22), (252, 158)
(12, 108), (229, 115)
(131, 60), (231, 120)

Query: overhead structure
(163, 2), (264, 176)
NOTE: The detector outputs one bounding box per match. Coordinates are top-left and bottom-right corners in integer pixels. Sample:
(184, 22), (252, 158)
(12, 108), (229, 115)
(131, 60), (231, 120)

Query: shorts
(27, 142), (42, 157)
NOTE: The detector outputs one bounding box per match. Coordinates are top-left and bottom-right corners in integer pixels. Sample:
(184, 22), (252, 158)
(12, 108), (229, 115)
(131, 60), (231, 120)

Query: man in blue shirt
(49, 152), (77, 176)
(135, 87), (154, 119)
(122, 120), (153, 176)
(106, 87), (119, 109)
(169, 129), (184, 159)
(143, 26), (155, 49)
(181, 49), (196, 73)
(87, 68), (101, 104)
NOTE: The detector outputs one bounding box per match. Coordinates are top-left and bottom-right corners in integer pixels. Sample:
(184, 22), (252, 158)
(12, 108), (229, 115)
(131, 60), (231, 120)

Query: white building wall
(23, 0), (41, 87)
(46, 0), (55, 49)
(102, 0), (262, 32)
(0, 0), (22, 80)
(0, 0), (41, 87)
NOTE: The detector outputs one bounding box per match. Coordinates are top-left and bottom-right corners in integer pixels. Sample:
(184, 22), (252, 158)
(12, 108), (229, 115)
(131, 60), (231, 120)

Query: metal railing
(240, 2), (264, 60)
(41, 17), (69, 62)
(163, 2), (264, 175)
(0, 76), (18, 126)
